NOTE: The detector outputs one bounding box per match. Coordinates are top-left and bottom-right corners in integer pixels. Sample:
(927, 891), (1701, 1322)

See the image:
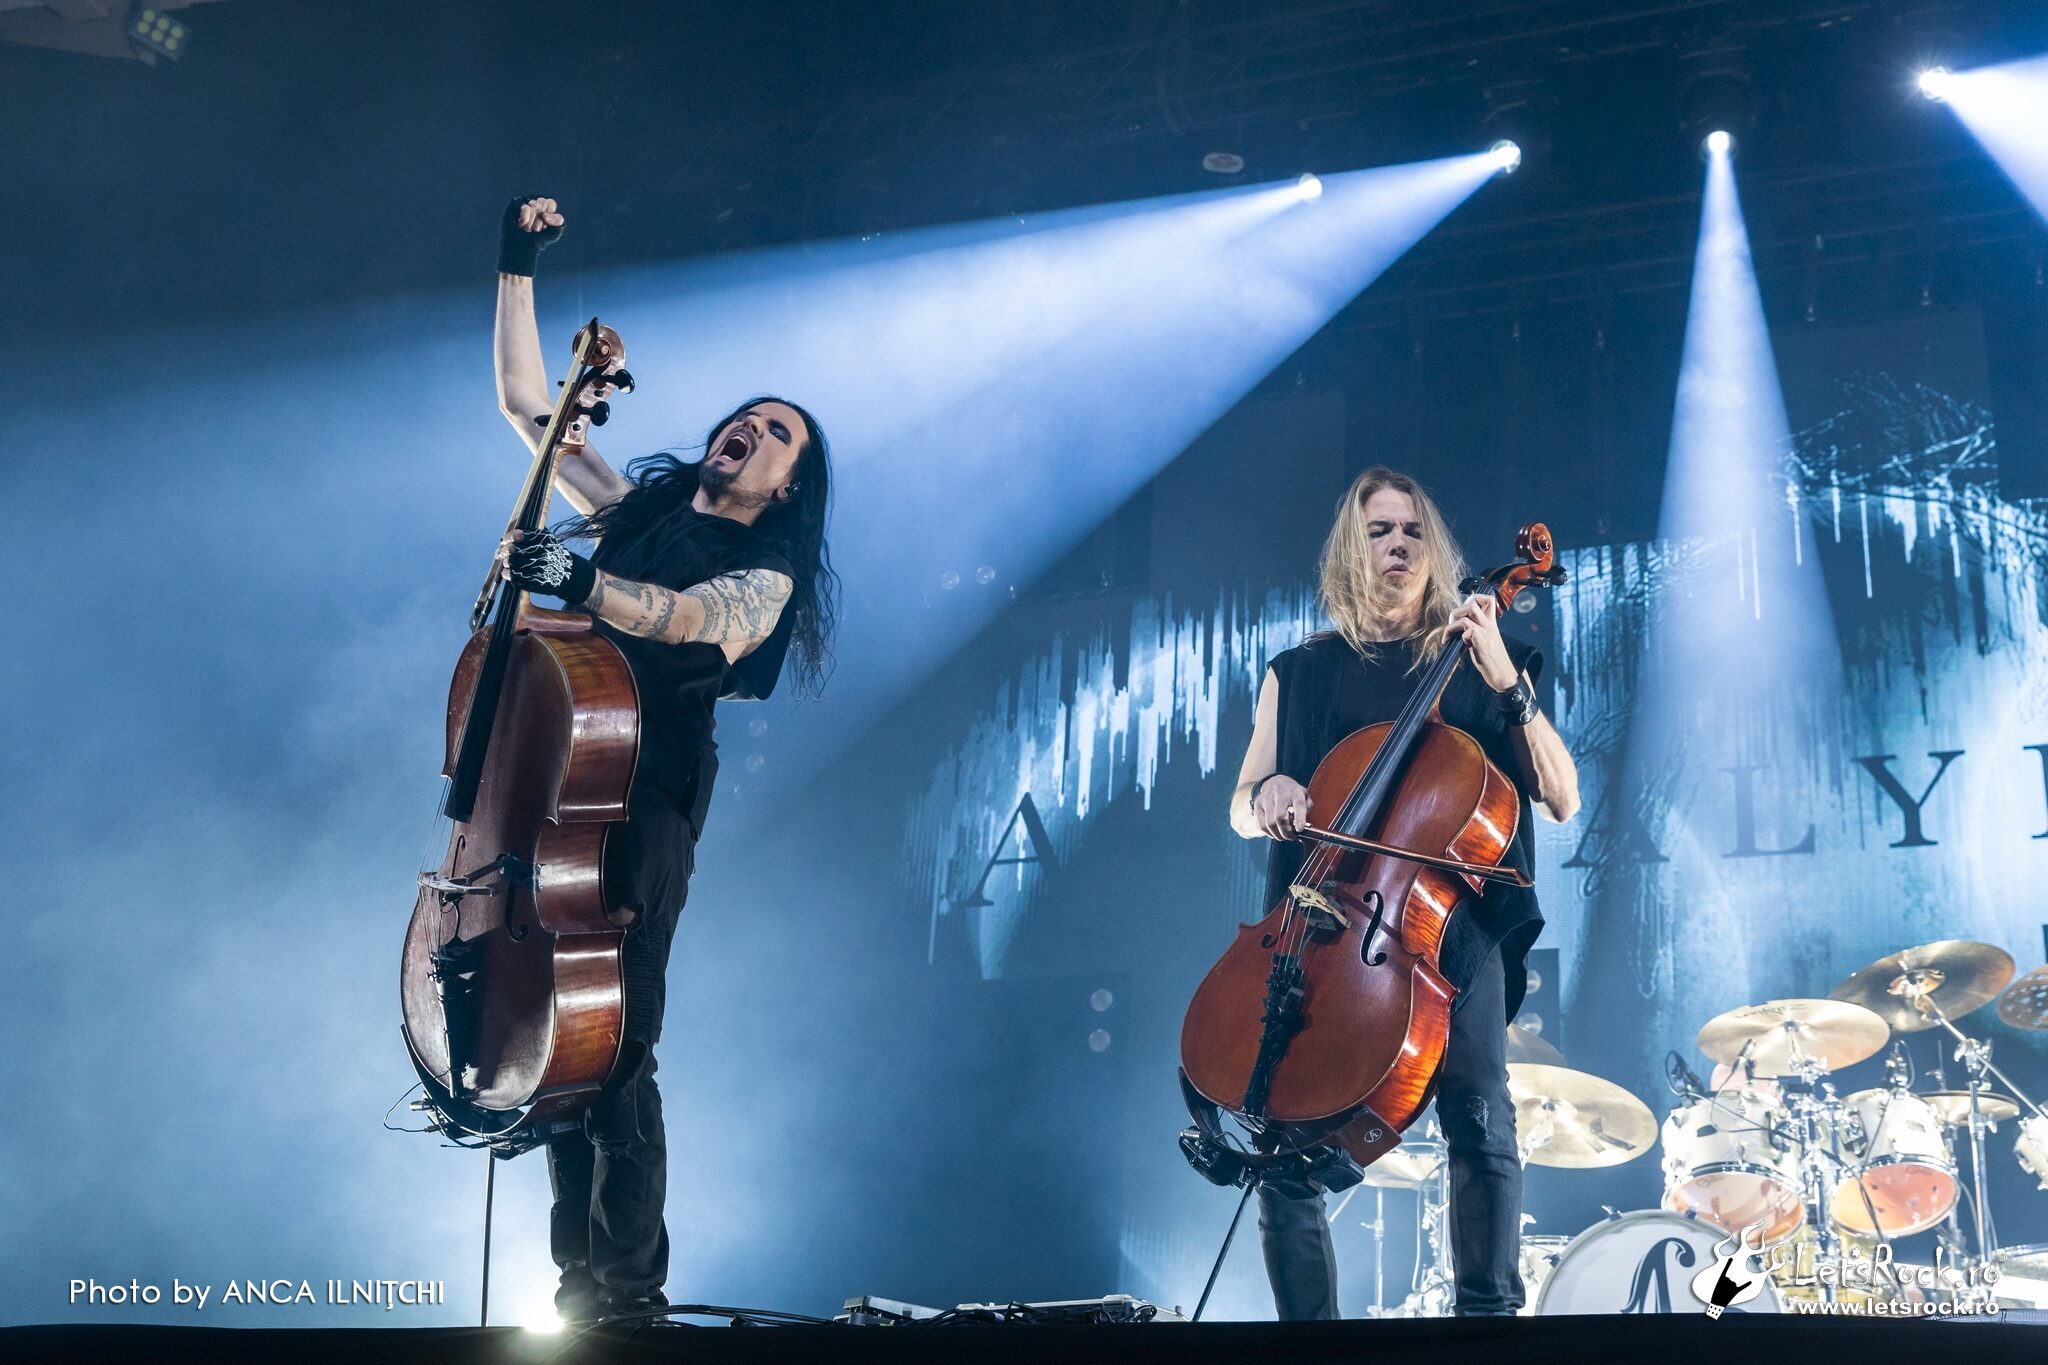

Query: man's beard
(698, 458), (736, 498)
(697, 459), (775, 510)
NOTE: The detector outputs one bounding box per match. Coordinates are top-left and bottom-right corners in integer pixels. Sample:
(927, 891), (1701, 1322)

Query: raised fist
(498, 195), (565, 276)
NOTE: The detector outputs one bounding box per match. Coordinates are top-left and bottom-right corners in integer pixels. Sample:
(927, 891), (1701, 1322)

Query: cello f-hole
(1358, 889), (1389, 967)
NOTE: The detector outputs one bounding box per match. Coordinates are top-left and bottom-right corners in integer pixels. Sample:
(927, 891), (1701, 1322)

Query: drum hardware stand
(1896, 976), (2048, 1282)
(1781, 1046), (1856, 1304)
(1396, 1124), (1454, 1318)
(1350, 1188), (1388, 1315)
(1325, 1181), (1386, 1314)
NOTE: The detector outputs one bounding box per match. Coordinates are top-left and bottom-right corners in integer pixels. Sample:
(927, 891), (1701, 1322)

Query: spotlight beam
(1929, 54), (2048, 223)
(576, 153), (1512, 800)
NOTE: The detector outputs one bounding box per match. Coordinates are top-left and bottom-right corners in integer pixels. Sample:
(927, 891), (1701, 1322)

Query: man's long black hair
(556, 396), (838, 698)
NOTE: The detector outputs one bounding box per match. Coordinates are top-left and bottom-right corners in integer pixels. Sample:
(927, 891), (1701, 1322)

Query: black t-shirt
(588, 501), (795, 829)
(1260, 630), (1545, 1022)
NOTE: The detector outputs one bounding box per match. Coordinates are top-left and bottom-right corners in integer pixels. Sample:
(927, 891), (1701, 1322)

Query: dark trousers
(1257, 944), (1524, 1318)
(545, 801), (694, 1317)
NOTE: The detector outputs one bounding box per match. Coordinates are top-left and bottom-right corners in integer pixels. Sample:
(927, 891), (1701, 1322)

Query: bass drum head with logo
(1535, 1210), (1781, 1316)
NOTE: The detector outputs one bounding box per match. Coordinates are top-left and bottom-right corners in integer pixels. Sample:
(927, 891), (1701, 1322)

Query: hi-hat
(1697, 998), (1889, 1072)
(1359, 1140), (1446, 1188)
(1506, 1023), (1566, 1067)
(1506, 1063), (1656, 1169)
(1996, 964), (2048, 1031)
(1831, 941), (2014, 1032)
(1919, 1090), (2022, 1126)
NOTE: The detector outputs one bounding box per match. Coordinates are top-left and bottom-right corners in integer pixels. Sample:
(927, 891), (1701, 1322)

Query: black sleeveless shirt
(588, 500), (795, 832)
(1261, 631), (1545, 1022)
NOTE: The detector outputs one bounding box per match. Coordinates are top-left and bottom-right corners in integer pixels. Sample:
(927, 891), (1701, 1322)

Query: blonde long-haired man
(1231, 467), (1580, 1318)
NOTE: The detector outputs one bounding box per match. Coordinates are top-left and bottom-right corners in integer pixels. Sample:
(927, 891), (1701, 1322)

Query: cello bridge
(1288, 884), (1349, 933)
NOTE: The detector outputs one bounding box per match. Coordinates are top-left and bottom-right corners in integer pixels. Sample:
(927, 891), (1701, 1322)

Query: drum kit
(1340, 940), (2048, 1316)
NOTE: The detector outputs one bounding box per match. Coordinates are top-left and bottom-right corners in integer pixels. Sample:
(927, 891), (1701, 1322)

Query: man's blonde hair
(1317, 466), (1469, 667)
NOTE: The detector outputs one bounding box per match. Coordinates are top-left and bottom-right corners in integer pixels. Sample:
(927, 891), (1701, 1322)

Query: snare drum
(1535, 1210), (1781, 1315)
(1831, 1089), (1957, 1237)
(2017, 1115), (2048, 1191)
(1662, 1092), (1804, 1245)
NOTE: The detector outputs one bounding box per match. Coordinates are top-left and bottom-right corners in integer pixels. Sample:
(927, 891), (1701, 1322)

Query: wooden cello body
(399, 320), (641, 1147)
(400, 608), (638, 1139)
(1179, 524), (1561, 1182)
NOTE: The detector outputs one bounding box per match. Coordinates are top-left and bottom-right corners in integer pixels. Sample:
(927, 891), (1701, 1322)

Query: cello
(1179, 524), (1565, 1192)
(399, 319), (640, 1150)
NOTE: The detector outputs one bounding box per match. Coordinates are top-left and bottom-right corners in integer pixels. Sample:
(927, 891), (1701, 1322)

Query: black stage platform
(8, 1313), (2047, 1364)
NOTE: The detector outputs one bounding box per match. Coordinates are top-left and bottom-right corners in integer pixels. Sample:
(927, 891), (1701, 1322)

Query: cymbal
(1506, 1023), (1566, 1067)
(1359, 1141), (1446, 1188)
(1997, 964), (2048, 1031)
(1919, 1090), (2022, 1126)
(1697, 998), (1889, 1072)
(1831, 940), (2014, 1033)
(1506, 1063), (1657, 1169)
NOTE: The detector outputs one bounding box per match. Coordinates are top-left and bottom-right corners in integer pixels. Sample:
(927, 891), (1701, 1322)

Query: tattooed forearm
(592, 568), (793, 651)
(679, 570), (793, 646)
(649, 585), (679, 639)
(580, 570), (611, 617)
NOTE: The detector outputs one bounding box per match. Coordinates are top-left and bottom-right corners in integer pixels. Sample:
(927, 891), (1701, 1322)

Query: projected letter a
(956, 793), (1057, 909)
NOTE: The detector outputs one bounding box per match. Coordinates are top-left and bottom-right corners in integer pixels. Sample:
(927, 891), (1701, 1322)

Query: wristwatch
(1495, 677), (1538, 727)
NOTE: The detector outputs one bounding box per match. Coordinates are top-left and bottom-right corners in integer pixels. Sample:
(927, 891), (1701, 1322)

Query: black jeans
(545, 801), (694, 1317)
(1258, 944), (1523, 1318)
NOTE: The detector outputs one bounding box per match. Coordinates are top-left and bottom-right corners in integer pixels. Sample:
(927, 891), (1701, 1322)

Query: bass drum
(1536, 1210), (1782, 1316)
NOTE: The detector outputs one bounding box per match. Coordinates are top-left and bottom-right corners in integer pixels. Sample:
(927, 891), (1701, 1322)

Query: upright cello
(399, 319), (640, 1150)
(1179, 524), (1565, 1190)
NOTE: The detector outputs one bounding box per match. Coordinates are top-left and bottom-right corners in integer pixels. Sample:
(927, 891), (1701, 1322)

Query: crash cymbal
(1506, 1022), (1567, 1067)
(1997, 964), (2048, 1031)
(1506, 1063), (1657, 1169)
(1359, 1141), (1446, 1188)
(1919, 1090), (2022, 1126)
(1697, 998), (1889, 1072)
(1831, 941), (2014, 1032)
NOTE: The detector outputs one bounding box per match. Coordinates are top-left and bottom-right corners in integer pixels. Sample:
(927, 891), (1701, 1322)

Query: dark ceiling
(7, 0), (2047, 339)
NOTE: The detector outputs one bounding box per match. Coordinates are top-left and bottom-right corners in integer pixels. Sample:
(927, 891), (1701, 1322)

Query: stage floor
(7, 1313), (2048, 1364)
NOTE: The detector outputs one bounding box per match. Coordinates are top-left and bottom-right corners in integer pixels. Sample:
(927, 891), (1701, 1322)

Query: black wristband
(498, 196), (563, 277)
(1248, 773), (1282, 808)
(1496, 678), (1538, 727)
(506, 531), (597, 606)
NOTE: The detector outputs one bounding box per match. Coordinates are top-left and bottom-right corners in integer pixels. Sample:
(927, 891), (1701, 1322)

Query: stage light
(1918, 66), (1954, 101)
(1703, 129), (1733, 158)
(126, 6), (188, 61)
(1923, 54), (2048, 223)
(1489, 139), (1523, 174)
(1295, 172), (1323, 201)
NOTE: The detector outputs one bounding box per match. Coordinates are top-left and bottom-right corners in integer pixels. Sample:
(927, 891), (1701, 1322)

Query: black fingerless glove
(497, 196), (564, 277)
(506, 530), (596, 606)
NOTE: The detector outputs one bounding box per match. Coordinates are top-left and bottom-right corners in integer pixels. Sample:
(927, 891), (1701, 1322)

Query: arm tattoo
(581, 570), (611, 617)
(600, 568), (793, 647)
(676, 569), (793, 646)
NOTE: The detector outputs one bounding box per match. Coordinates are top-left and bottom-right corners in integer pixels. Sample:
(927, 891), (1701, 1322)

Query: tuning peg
(607, 368), (636, 394)
(583, 400), (611, 427)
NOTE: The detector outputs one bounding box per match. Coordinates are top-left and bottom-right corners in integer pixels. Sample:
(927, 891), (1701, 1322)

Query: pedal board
(839, 1293), (1186, 1325)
